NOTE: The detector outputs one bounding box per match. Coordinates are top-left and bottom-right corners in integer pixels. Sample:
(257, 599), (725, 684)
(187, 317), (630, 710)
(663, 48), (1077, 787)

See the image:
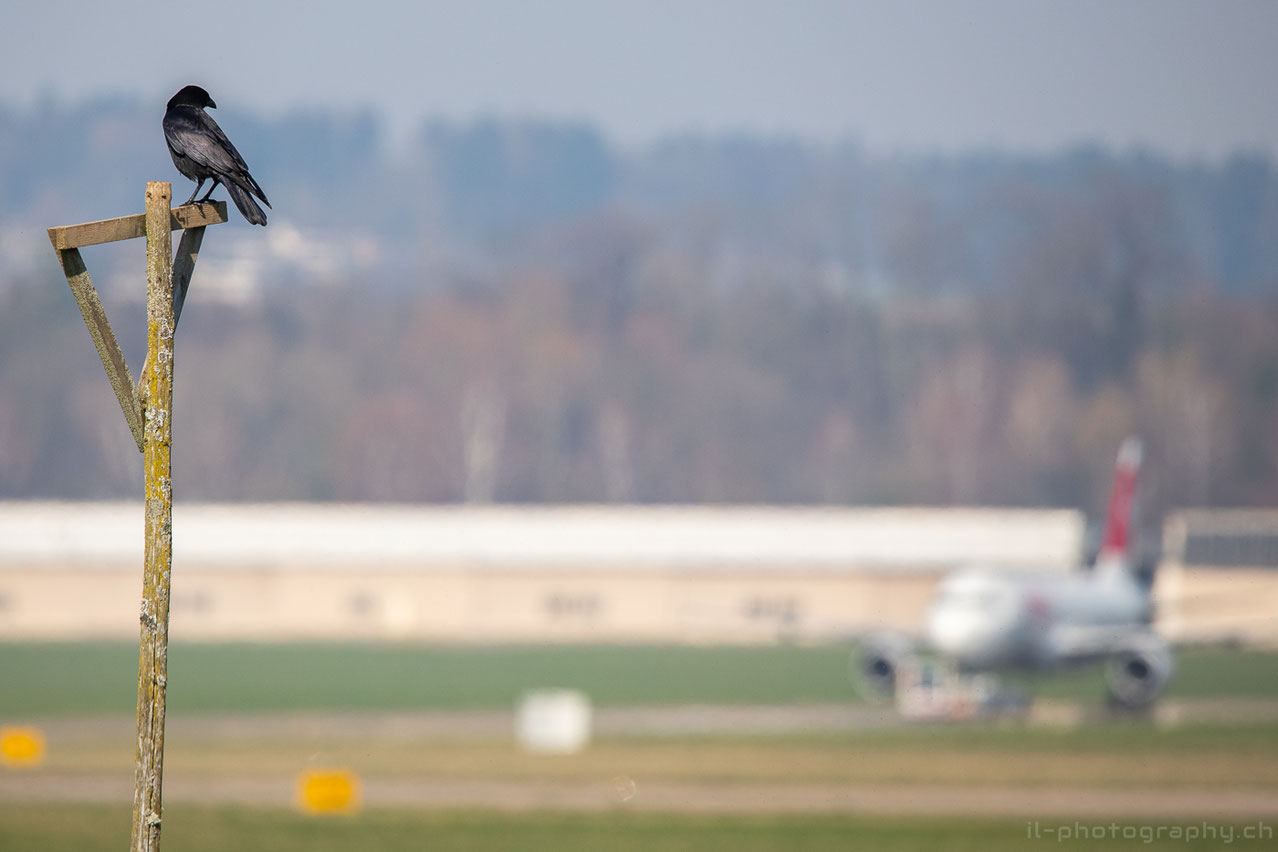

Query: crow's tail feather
(245, 173), (271, 209)
(227, 182), (267, 226)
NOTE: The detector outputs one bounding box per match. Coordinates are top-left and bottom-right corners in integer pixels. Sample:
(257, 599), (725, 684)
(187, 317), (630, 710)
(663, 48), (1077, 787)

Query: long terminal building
(0, 502), (1272, 644)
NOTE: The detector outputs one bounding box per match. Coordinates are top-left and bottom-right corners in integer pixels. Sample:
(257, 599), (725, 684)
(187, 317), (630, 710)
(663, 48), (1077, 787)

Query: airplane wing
(1046, 623), (1166, 662)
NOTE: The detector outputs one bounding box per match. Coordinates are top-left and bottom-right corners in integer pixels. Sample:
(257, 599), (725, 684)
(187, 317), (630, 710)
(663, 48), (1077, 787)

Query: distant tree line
(1, 99), (1276, 518)
(4, 98), (1278, 292)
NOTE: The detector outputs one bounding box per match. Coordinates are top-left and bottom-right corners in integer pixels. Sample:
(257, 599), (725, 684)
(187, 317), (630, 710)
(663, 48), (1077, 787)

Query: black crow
(163, 85), (271, 226)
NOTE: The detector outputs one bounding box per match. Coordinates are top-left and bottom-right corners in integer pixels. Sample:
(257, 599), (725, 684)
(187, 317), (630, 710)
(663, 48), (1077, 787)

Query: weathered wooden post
(132, 181), (176, 852)
(47, 186), (227, 852)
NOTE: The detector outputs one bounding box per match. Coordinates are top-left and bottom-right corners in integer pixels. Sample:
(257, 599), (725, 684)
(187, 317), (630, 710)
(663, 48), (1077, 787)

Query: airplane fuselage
(924, 566), (1151, 671)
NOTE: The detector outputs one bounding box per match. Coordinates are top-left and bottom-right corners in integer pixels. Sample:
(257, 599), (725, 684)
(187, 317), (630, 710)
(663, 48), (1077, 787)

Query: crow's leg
(197, 179), (222, 203)
(182, 179), (204, 206)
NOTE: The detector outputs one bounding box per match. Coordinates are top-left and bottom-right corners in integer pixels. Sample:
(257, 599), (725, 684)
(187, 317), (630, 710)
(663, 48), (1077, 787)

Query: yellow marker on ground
(0, 727), (45, 768)
(296, 769), (362, 814)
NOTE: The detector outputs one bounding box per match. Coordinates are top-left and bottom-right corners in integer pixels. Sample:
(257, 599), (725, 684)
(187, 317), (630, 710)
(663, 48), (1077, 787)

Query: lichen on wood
(131, 181), (176, 852)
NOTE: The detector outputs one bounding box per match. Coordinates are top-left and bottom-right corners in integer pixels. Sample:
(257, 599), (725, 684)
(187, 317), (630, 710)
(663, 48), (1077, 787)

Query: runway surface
(5, 700), (1278, 817)
(2, 774), (1276, 817)
(26, 697), (1278, 743)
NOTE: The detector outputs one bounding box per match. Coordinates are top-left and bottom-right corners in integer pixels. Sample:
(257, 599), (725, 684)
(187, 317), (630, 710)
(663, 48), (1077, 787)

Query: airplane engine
(1104, 633), (1174, 709)
(853, 632), (916, 700)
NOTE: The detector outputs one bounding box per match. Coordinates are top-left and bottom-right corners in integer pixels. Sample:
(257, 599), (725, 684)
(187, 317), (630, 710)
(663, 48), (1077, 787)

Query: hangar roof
(0, 502), (1083, 573)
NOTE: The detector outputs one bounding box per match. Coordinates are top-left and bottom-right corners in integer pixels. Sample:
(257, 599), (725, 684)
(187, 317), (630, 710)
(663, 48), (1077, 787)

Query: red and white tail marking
(1096, 437), (1142, 569)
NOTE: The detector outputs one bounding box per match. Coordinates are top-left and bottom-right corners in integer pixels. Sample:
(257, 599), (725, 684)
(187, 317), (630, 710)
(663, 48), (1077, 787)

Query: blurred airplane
(858, 437), (1173, 711)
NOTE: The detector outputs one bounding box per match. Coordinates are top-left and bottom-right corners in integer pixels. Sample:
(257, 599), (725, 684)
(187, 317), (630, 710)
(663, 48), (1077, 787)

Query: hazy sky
(5, 0), (1277, 158)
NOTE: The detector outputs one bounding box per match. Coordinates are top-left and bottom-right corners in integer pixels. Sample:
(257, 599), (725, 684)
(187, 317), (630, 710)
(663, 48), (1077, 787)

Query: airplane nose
(927, 608), (970, 654)
(927, 607), (1004, 667)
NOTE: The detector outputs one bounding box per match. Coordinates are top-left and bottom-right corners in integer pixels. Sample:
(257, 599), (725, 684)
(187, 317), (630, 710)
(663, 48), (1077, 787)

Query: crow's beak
(208, 99), (217, 109)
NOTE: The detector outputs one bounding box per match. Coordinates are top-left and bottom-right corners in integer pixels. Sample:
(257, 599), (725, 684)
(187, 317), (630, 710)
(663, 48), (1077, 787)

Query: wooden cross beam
(47, 200), (227, 451)
(48, 201), (227, 251)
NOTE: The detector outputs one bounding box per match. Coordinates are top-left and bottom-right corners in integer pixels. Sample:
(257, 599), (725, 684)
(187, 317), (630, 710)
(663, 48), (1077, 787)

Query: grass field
(2, 642), (1276, 716)
(0, 805), (1265, 852)
(4, 644), (1277, 849)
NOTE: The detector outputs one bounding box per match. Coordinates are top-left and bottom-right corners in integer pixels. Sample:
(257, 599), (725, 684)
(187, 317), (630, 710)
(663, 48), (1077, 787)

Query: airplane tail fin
(1094, 437), (1142, 580)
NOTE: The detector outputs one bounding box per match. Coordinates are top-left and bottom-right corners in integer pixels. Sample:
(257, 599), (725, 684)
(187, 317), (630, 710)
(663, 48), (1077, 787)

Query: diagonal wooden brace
(55, 247), (146, 451)
(47, 201), (226, 453)
(171, 225), (206, 328)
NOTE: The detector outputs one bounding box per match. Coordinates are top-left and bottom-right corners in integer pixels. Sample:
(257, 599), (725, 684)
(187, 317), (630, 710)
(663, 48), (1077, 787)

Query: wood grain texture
(47, 200), (227, 250)
(131, 182), (176, 852)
